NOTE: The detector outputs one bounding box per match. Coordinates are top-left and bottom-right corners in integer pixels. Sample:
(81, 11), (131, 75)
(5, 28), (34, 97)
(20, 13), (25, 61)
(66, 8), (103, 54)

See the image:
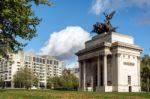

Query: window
(43, 59), (45, 63)
(40, 58), (42, 63)
(128, 55), (130, 59)
(128, 76), (131, 85)
(25, 56), (28, 61)
(5, 76), (7, 80)
(54, 61), (59, 65)
(37, 58), (39, 62)
(9, 71), (11, 73)
(50, 60), (52, 64)
(33, 57), (35, 61)
(47, 60), (49, 64)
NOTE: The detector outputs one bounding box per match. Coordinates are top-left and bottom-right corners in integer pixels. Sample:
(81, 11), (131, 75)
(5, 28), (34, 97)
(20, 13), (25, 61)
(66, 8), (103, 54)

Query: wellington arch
(76, 12), (143, 92)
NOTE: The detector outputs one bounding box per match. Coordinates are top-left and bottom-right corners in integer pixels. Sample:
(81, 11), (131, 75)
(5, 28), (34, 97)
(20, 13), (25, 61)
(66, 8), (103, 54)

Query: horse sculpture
(92, 11), (117, 35)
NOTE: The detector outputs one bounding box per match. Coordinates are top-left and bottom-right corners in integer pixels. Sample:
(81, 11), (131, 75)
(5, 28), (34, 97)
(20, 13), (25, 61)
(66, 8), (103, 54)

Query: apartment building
(0, 51), (65, 88)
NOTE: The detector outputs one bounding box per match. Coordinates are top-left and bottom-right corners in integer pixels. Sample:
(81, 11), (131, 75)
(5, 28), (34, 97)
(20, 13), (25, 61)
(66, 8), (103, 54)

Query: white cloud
(91, 0), (150, 15)
(90, 0), (110, 15)
(39, 26), (91, 62)
(90, 0), (150, 24)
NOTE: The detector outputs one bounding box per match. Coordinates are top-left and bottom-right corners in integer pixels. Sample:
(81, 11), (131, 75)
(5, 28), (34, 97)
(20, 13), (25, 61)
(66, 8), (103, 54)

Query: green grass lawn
(0, 89), (150, 99)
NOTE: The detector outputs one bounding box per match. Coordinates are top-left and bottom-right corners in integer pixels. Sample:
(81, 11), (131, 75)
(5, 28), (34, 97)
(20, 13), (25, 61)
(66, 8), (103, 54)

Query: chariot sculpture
(92, 11), (117, 34)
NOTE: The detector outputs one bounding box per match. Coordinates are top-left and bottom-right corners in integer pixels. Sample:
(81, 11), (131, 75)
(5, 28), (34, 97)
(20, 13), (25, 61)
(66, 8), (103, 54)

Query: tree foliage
(47, 73), (79, 90)
(141, 55), (150, 92)
(0, 0), (52, 57)
(13, 67), (39, 89)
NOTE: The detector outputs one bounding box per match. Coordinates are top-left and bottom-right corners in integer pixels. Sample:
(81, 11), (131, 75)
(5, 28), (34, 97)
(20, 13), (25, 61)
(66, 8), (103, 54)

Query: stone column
(137, 56), (141, 91)
(111, 54), (116, 85)
(116, 53), (121, 86)
(103, 55), (107, 86)
(83, 60), (86, 91)
(91, 74), (93, 90)
(97, 55), (100, 88)
(79, 61), (82, 89)
(115, 53), (121, 92)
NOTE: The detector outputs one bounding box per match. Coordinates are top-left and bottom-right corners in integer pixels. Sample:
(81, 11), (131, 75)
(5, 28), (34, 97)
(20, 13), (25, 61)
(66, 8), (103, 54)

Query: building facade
(76, 32), (143, 92)
(0, 51), (65, 88)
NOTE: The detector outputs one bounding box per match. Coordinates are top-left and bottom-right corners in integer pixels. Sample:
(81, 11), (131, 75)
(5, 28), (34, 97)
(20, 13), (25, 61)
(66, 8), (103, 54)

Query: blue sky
(24, 0), (150, 67)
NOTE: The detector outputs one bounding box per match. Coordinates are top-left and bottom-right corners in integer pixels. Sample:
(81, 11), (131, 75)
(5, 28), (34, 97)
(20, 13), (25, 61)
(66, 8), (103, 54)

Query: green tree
(14, 68), (24, 88)
(47, 77), (53, 89)
(62, 73), (79, 90)
(13, 67), (39, 90)
(47, 73), (79, 90)
(0, 0), (52, 57)
(47, 76), (62, 89)
(33, 74), (39, 87)
(141, 55), (150, 92)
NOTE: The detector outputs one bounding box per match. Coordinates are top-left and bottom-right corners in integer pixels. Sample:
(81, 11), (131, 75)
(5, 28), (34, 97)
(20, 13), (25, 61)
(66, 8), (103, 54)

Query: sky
(24, 0), (150, 67)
